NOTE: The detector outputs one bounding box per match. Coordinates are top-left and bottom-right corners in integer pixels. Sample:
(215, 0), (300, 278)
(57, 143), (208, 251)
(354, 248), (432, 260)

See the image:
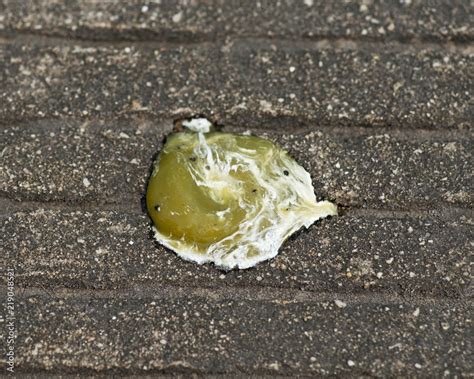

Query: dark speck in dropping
(205, 165), (210, 170)
(252, 189), (257, 193)
(154, 204), (161, 212)
(283, 170), (289, 176)
(190, 156), (197, 161)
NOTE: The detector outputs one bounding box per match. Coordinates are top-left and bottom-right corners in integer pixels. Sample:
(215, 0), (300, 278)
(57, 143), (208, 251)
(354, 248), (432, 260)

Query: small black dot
(189, 156), (197, 161)
(154, 204), (160, 212)
(283, 170), (289, 176)
(252, 189), (257, 193)
(205, 165), (210, 170)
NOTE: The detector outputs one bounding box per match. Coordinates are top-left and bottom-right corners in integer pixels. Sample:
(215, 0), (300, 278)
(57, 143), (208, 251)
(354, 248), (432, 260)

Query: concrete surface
(0, 0), (473, 377)
(12, 293), (473, 376)
(3, 208), (472, 298)
(0, 41), (472, 128)
(1, 119), (472, 208)
(1, 0), (472, 42)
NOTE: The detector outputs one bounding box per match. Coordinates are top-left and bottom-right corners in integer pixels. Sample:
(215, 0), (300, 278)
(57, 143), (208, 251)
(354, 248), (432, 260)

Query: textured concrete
(0, 41), (472, 128)
(1, 1), (472, 376)
(1, 0), (473, 42)
(10, 292), (473, 377)
(3, 208), (471, 297)
(1, 119), (472, 208)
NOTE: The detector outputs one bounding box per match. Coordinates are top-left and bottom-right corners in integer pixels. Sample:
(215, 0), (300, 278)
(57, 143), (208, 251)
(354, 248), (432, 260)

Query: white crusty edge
(152, 200), (336, 270)
(182, 118), (212, 133)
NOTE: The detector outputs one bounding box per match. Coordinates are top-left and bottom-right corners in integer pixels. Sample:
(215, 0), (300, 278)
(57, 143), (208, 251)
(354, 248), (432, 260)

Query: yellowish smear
(147, 124), (337, 269)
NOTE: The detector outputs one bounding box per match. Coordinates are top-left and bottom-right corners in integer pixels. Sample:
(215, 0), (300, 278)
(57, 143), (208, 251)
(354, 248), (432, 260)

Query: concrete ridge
(2, 118), (471, 210)
(1, 42), (471, 129)
(5, 203), (470, 298)
(10, 285), (473, 305)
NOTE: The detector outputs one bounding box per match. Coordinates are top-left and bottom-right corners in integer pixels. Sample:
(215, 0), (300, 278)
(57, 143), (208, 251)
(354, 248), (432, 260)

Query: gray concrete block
(1, 0), (472, 42)
(1, 120), (471, 208)
(3, 208), (471, 297)
(10, 292), (472, 376)
(0, 41), (471, 128)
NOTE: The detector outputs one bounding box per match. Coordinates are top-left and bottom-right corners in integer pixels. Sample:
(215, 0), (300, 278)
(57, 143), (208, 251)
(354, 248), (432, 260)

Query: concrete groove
(1, 115), (473, 138)
(0, 195), (144, 215)
(1, 196), (472, 221)
(224, 122), (474, 141)
(1, 32), (473, 54)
